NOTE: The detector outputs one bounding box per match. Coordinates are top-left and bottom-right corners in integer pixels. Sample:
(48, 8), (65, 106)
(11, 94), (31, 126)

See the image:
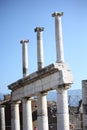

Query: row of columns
(11, 89), (69, 130)
(11, 93), (48, 130)
(11, 12), (69, 130)
(20, 12), (64, 74)
(11, 99), (32, 130)
(10, 12), (70, 130)
(0, 91), (69, 130)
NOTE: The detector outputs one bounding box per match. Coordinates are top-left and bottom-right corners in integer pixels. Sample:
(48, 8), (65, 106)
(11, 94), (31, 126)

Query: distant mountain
(47, 90), (57, 101)
(68, 89), (82, 97)
(68, 89), (82, 106)
(47, 89), (82, 106)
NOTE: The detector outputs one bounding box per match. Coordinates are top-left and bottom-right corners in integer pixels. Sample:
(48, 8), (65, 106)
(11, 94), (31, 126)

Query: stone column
(11, 101), (20, 130)
(34, 27), (44, 70)
(56, 88), (69, 130)
(52, 12), (64, 63)
(37, 93), (49, 130)
(20, 39), (33, 130)
(52, 12), (70, 130)
(22, 97), (33, 130)
(0, 106), (5, 130)
(82, 80), (87, 130)
(20, 39), (29, 77)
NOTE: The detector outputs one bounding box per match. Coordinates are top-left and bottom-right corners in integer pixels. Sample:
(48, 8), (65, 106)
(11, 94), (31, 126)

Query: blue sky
(0, 0), (87, 94)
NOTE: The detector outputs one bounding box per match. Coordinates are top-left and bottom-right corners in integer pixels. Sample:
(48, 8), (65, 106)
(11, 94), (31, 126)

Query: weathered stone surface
(82, 80), (87, 130)
(8, 63), (73, 101)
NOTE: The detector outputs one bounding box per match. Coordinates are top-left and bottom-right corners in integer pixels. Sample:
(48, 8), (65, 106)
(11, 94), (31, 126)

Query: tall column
(35, 27), (48, 130)
(52, 12), (70, 130)
(34, 27), (44, 70)
(0, 106), (5, 130)
(82, 80), (87, 130)
(56, 88), (69, 130)
(20, 39), (29, 77)
(52, 12), (64, 63)
(22, 98), (33, 130)
(20, 39), (33, 130)
(37, 93), (49, 130)
(11, 101), (20, 130)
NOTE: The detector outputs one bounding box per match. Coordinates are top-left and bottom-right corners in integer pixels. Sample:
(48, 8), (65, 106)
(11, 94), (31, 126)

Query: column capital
(22, 97), (33, 102)
(11, 100), (21, 105)
(56, 85), (70, 93)
(20, 39), (29, 44)
(34, 27), (44, 32)
(52, 12), (63, 17)
(0, 105), (5, 108)
(37, 92), (48, 97)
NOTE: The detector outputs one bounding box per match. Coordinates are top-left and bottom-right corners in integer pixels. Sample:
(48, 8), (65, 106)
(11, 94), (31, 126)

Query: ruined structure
(82, 80), (87, 130)
(0, 12), (73, 130)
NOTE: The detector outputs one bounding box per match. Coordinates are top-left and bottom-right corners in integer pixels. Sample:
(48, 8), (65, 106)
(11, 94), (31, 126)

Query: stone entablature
(8, 63), (73, 101)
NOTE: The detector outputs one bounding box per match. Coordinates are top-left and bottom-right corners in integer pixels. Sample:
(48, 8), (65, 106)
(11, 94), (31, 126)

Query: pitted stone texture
(8, 63), (73, 101)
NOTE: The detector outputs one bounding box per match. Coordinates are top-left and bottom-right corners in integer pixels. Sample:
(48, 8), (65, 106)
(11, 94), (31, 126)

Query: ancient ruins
(0, 12), (87, 130)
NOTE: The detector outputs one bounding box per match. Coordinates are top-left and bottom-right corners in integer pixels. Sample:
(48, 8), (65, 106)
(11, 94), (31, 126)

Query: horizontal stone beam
(8, 63), (73, 101)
